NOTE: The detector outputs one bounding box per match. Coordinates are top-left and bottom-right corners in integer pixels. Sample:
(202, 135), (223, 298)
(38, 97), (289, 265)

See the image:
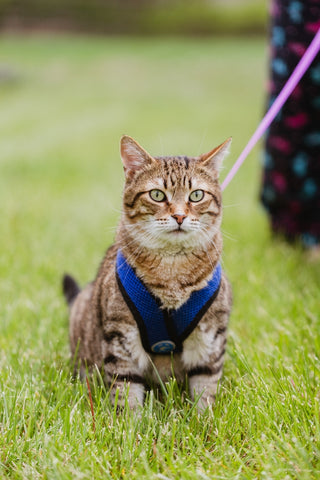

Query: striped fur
(64, 135), (232, 410)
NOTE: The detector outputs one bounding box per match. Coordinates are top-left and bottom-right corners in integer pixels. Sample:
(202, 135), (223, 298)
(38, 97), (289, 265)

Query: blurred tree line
(0, 0), (267, 35)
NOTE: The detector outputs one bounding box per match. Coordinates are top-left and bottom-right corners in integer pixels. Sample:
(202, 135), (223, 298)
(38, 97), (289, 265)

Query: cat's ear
(120, 135), (155, 178)
(198, 137), (232, 174)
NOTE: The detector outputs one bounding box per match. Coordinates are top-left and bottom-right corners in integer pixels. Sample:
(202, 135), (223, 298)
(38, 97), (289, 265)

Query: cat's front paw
(109, 374), (146, 410)
(189, 373), (218, 412)
(194, 391), (216, 413)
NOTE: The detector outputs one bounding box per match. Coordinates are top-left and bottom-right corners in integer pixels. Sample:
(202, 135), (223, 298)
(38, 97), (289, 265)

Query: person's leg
(261, 0), (320, 249)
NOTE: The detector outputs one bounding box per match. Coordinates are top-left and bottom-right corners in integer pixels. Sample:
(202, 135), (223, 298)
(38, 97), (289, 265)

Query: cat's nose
(171, 213), (187, 225)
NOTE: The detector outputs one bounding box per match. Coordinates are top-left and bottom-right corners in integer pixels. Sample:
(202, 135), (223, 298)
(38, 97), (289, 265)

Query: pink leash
(221, 28), (320, 192)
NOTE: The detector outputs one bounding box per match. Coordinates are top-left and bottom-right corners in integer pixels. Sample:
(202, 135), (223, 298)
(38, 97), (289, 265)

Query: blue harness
(116, 250), (221, 355)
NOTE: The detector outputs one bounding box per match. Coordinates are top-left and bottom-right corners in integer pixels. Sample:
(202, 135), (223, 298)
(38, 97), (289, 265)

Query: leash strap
(221, 28), (320, 191)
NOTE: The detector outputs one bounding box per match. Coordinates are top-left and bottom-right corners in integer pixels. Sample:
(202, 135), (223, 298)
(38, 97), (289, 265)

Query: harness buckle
(151, 340), (176, 353)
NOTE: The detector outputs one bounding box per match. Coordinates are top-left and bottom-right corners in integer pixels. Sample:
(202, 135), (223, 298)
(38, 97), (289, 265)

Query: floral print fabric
(261, 0), (320, 247)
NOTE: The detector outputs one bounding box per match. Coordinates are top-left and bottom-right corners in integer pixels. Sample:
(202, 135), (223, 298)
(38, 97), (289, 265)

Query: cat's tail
(62, 274), (80, 306)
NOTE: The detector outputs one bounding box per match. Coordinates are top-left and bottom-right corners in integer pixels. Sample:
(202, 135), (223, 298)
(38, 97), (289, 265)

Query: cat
(63, 135), (232, 411)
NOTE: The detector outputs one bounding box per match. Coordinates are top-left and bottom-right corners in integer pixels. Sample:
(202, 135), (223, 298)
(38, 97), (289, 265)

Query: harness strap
(116, 250), (221, 354)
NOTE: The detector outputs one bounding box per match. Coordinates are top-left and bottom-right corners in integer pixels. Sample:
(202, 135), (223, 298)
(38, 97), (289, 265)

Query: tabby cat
(63, 135), (232, 410)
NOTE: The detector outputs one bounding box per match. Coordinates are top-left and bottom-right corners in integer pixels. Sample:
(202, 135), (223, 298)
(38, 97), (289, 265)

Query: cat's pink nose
(172, 213), (187, 225)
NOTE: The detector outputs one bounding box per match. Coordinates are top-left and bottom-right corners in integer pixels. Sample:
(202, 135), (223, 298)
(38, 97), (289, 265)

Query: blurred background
(0, 0), (267, 36)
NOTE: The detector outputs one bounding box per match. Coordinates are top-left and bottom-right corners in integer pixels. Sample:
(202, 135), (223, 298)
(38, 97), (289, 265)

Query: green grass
(1, 34), (320, 479)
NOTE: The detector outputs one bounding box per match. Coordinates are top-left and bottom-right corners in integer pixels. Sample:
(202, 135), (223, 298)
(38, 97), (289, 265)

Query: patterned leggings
(261, 0), (320, 247)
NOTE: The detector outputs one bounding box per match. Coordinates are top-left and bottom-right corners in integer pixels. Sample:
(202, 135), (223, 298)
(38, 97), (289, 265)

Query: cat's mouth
(170, 227), (187, 234)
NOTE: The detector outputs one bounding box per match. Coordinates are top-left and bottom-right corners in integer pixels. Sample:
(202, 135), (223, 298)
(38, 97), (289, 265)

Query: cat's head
(120, 135), (231, 253)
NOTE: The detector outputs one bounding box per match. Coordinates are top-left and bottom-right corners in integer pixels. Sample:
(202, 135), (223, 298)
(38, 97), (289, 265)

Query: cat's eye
(189, 190), (204, 202)
(149, 189), (166, 202)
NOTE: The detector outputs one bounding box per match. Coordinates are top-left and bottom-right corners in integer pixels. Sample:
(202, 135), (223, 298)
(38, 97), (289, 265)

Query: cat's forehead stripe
(156, 156), (194, 167)
(155, 157), (196, 190)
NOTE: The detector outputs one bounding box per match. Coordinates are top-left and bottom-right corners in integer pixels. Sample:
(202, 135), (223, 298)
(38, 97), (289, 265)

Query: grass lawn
(1, 34), (320, 479)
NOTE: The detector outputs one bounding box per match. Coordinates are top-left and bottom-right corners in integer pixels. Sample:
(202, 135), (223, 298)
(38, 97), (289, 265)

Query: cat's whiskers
(198, 227), (222, 266)
(222, 203), (241, 209)
(120, 221), (167, 255)
(122, 229), (153, 252)
(199, 233), (216, 271)
(127, 232), (168, 268)
(107, 205), (124, 216)
(206, 250), (216, 271)
(122, 227), (162, 261)
(119, 238), (151, 277)
(104, 224), (119, 233)
(116, 232), (150, 267)
(104, 217), (155, 237)
(221, 228), (237, 242)
(121, 220), (153, 228)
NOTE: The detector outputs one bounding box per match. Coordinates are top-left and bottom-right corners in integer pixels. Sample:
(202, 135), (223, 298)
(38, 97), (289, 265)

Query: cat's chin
(152, 231), (208, 253)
